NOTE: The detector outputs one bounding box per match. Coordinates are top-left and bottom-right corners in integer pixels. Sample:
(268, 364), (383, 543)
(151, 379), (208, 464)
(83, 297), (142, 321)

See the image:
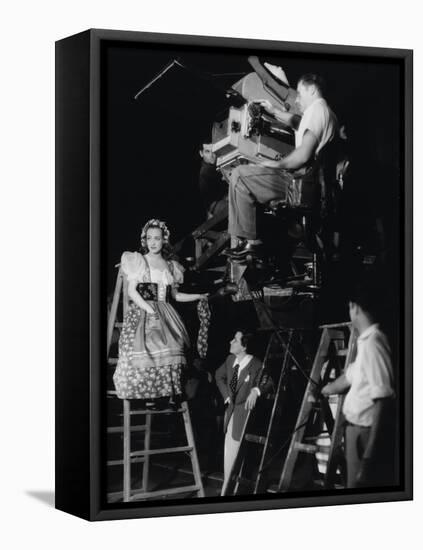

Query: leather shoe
(222, 240), (246, 257)
(226, 241), (264, 259)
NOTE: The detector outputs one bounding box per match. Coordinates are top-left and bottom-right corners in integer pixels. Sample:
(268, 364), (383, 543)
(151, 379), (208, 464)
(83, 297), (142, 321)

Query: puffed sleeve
(120, 251), (146, 282)
(171, 260), (185, 285)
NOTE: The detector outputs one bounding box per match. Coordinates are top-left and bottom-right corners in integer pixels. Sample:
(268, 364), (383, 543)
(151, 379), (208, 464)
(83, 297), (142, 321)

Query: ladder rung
(155, 462), (223, 483)
(303, 435), (324, 443)
(129, 484), (202, 501)
(107, 457), (145, 466)
(294, 442), (318, 453)
(108, 358), (118, 365)
(204, 266), (227, 272)
(131, 445), (193, 457)
(107, 425), (146, 434)
(107, 391), (118, 396)
(320, 322), (352, 329)
(244, 434), (267, 445)
(129, 407), (186, 415)
(335, 349), (348, 356)
(115, 322), (123, 328)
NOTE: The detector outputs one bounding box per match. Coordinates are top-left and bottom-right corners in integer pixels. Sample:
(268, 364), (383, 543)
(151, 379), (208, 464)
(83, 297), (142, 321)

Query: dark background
(102, 39), (404, 498)
(104, 41), (402, 288)
(103, 41), (402, 368)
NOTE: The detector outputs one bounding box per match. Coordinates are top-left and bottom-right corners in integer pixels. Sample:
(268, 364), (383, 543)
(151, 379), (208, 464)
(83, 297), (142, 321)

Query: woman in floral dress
(113, 219), (207, 406)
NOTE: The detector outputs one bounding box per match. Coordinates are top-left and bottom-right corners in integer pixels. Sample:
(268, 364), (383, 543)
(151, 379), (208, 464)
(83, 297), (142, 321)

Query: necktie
(230, 364), (240, 395)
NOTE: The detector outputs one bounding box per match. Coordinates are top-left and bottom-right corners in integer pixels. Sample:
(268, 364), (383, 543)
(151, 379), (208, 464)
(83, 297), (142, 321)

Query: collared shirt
(224, 354), (259, 403)
(343, 324), (394, 427)
(233, 354), (253, 375)
(296, 97), (338, 156)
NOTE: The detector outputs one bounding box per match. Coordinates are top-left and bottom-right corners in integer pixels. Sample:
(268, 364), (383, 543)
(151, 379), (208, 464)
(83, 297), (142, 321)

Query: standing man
(225, 73), (338, 260)
(215, 330), (272, 495)
(321, 283), (395, 488)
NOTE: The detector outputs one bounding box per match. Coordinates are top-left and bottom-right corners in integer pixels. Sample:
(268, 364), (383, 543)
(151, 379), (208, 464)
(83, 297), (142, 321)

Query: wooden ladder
(106, 267), (204, 502)
(276, 322), (357, 492)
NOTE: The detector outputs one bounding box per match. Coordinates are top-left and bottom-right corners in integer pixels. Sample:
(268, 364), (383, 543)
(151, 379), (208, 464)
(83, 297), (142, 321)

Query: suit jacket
(215, 354), (272, 441)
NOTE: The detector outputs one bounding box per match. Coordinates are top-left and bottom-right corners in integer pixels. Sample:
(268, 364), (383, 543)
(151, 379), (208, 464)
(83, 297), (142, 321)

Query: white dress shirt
(225, 354), (260, 403)
(233, 354), (253, 376)
(343, 324), (394, 426)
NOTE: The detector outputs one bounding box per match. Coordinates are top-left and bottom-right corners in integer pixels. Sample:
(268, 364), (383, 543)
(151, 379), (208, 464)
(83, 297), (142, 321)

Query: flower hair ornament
(140, 218), (171, 249)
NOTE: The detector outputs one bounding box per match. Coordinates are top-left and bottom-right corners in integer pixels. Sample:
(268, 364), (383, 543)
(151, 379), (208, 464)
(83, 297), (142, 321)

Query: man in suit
(215, 330), (271, 495)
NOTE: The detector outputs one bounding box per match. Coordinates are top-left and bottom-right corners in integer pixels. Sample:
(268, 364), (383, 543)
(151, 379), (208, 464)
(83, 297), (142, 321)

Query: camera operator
(224, 73), (338, 260)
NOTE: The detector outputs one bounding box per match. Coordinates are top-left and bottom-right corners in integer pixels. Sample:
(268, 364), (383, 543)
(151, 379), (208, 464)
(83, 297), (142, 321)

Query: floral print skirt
(113, 302), (190, 399)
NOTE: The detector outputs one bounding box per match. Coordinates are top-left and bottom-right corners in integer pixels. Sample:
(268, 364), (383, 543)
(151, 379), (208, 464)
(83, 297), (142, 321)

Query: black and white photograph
(4, 0), (422, 546)
(91, 32), (411, 512)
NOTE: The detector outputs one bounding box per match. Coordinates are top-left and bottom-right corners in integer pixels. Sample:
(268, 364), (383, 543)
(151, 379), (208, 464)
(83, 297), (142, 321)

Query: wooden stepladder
(106, 268), (204, 502)
(276, 322), (357, 492)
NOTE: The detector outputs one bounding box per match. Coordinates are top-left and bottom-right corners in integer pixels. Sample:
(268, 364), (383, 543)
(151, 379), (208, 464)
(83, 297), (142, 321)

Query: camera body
(211, 68), (301, 176)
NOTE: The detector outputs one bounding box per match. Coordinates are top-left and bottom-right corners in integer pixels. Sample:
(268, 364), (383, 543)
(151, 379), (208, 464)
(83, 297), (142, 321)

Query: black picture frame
(55, 28), (413, 521)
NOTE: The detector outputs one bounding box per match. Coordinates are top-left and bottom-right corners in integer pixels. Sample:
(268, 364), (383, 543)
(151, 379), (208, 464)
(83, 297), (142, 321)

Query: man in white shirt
(225, 73), (338, 259)
(321, 283), (395, 488)
(215, 330), (272, 495)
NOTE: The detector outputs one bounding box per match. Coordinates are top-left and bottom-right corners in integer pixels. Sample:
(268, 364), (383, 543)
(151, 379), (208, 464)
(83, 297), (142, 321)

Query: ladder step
(115, 322), (123, 328)
(294, 442), (319, 453)
(204, 266), (227, 272)
(107, 457), (145, 466)
(323, 351), (347, 359)
(129, 407), (186, 415)
(244, 433), (267, 445)
(303, 433), (329, 441)
(320, 322), (351, 329)
(131, 445), (193, 457)
(107, 425), (146, 434)
(108, 358), (118, 365)
(155, 462), (223, 483)
(130, 484), (202, 501)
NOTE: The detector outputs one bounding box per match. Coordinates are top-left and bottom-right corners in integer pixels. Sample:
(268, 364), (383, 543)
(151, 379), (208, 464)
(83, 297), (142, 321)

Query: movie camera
(211, 57), (301, 176)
